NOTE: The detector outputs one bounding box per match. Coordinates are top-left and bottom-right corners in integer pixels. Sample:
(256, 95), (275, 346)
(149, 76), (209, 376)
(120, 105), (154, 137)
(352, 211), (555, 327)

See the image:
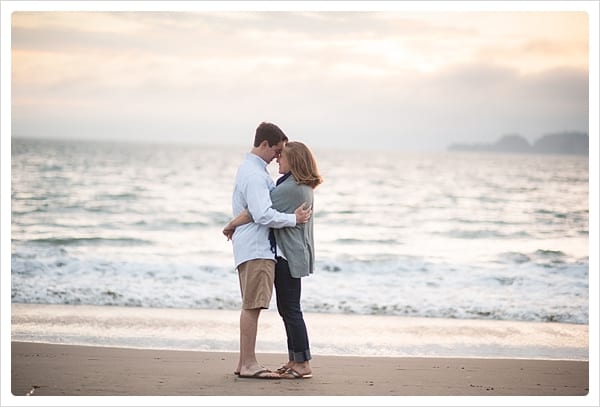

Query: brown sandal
(281, 367), (313, 379)
(275, 365), (290, 374)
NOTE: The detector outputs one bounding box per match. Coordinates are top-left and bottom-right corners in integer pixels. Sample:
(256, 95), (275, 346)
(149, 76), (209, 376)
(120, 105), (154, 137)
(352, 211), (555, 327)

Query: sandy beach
(10, 341), (589, 399)
(7, 303), (594, 403)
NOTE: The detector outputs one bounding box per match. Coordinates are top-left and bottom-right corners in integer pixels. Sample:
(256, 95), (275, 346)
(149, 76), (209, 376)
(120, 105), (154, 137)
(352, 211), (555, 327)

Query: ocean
(11, 137), (589, 325)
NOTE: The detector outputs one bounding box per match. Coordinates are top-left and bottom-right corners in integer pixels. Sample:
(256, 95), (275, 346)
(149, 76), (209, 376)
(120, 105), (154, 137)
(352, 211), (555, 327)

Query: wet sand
(10, 303), (590, 360)
(10, 341), (589, 397)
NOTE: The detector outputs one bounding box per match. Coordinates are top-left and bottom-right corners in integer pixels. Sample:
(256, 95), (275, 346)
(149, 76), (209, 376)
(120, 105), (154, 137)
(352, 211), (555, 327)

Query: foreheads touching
(253, 122), (288, 148)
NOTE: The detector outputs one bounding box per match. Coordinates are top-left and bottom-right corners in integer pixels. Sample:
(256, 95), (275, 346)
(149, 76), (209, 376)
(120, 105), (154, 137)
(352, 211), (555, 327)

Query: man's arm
(245, 175), (312, 228)
(222, 204), (311, 241)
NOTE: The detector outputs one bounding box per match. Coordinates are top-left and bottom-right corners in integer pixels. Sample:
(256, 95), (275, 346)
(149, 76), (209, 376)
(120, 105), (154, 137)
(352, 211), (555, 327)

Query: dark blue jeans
(275, 257), (311, 362)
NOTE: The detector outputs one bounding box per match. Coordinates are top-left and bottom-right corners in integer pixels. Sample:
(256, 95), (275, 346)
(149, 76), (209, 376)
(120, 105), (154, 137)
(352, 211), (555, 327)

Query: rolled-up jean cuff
(290, 349), (311, 362)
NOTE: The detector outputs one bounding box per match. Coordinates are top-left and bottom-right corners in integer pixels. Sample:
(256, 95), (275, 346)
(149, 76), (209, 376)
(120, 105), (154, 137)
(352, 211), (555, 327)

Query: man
(229, 122), (311, 379)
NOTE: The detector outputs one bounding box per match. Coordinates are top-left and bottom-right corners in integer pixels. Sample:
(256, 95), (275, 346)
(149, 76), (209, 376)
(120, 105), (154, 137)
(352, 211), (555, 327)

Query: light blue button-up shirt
(231, 153), (296, 268)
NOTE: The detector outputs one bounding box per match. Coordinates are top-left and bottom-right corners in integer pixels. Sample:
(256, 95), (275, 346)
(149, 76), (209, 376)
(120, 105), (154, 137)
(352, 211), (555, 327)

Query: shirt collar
(247, 152), (268, 168)
(277, 171), (292, 186)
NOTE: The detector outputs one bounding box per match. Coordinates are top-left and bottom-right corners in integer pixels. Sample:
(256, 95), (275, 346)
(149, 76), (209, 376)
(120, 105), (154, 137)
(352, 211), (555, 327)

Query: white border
(0, 0), (597, 12)
(2, 1), (598, 406)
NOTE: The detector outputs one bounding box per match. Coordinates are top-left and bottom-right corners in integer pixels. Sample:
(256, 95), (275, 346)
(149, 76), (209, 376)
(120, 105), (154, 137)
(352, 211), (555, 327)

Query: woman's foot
(276, 361), (293, 374)
(284, 361), (312, 378)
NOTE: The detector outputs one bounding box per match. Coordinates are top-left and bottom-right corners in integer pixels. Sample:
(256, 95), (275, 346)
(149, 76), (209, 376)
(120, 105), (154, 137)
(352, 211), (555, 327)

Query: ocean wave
(301, 302), (588, 324)
(26, 237), (152, 246)
(10, 139), (589, 327)
(534, 249), (566, 257)
(334, 237), (399, 245)
(441, 229), (532, 239)
(497, 252), (531, 264)
(93, 192), (139, 200)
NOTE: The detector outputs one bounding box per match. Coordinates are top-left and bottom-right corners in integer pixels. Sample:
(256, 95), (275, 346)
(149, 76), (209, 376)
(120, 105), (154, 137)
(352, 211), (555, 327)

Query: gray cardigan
(271, 174), (314, 278)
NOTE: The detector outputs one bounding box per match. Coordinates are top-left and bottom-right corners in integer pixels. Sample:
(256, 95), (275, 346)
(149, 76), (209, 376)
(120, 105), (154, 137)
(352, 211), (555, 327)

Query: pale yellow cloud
(11, 11), (588, 90)
(367, 12), (588, 74)
(12, 11), (154, 34)
(9, 10), (590, 148)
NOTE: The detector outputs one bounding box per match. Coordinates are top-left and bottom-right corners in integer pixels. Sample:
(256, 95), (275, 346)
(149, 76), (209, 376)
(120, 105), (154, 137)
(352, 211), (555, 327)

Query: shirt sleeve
(244, 173), (296, 228)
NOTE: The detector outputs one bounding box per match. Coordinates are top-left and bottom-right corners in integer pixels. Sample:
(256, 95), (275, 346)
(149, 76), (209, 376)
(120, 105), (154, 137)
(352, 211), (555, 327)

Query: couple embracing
(223, 122), (323, 380)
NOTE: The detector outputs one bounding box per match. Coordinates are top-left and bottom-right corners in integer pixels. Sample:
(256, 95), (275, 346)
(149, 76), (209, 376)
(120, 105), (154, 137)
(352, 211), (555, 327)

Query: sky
(3, 1), (597, 152)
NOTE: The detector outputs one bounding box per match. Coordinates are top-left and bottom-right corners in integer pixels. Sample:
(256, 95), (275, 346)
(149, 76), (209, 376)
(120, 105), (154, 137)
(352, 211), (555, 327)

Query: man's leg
(238, 308), (260, 374)
(236, 259), (278, 378)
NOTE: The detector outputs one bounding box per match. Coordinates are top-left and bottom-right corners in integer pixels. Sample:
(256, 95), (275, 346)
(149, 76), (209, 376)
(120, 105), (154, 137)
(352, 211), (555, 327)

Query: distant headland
(447, 131), (588, 155)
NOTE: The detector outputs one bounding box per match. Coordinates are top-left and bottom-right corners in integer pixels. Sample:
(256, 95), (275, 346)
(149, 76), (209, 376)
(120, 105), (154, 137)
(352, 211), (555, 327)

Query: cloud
(10, 11), (590, 150)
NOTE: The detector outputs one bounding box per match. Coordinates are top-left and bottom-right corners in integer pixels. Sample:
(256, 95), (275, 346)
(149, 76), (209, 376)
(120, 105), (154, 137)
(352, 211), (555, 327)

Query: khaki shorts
(237, 259), (275, 310)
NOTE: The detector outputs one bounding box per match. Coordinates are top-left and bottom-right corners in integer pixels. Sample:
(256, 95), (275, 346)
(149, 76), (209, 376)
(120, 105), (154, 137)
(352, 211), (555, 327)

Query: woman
(223, 141), (323, 379)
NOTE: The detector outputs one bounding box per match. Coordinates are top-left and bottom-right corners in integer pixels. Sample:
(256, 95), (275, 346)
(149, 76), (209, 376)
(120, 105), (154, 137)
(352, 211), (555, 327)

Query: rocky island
(448, 132), (588, 155)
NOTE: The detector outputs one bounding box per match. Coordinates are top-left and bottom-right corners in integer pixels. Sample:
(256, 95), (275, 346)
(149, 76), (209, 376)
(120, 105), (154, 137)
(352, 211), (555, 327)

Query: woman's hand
(222, 209), (252, 241)
(223, 223), (235, 241)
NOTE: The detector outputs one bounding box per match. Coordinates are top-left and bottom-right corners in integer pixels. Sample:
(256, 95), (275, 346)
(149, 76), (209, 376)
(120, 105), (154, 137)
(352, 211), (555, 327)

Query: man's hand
(294, 202), (312, 224)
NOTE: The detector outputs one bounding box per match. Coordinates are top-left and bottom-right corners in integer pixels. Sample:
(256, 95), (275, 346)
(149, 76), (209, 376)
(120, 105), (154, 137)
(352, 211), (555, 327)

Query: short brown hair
(254, 122), (288, 147)
(284, 141), (323, 189)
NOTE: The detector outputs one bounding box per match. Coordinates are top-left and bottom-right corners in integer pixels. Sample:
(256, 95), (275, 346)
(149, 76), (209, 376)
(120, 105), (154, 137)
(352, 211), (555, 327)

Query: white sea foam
(11, 303), (588, 361)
